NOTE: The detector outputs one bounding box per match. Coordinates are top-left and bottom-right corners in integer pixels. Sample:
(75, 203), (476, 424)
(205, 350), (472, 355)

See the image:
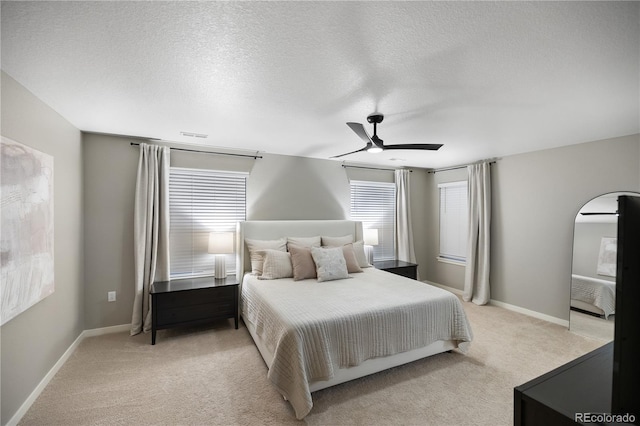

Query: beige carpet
(19, 300), (606, 426)
(569, 309), (615, 342)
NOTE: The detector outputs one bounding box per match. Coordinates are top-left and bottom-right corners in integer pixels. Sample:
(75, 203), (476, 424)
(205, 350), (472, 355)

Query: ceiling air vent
(180, 131), (208, 138)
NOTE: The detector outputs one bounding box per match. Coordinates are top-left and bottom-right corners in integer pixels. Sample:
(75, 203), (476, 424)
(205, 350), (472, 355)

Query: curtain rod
(428, 160), (496, 174)
(130, 142), (262, 159)
(342, 165), (411, 172)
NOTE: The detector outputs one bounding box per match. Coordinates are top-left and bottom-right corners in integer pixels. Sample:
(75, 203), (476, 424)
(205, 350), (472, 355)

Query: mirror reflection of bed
(569, 191), (639, 341)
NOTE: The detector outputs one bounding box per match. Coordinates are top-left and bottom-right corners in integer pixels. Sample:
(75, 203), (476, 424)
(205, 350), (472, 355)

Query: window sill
(436, 257), (466, 267)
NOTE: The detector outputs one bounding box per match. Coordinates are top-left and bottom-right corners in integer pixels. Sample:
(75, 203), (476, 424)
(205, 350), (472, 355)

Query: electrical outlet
(108, 291), (116, 302)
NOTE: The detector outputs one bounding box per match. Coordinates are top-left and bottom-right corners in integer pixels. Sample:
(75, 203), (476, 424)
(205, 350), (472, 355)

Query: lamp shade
(208, 232), (234, 254)
(363, 228), (379, 246)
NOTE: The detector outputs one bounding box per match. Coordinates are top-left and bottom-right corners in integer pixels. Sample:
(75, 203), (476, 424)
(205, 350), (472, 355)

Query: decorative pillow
(352, 240), (371, 268)
(257, 249), (293, 280)
(245, 238), (287, 275)
(311, 246), (349, 282)
(342, 244), (363, 273)
(288, 244), (317, 281)
(287, 236), (321, 249)
(321, 234), (354, 247)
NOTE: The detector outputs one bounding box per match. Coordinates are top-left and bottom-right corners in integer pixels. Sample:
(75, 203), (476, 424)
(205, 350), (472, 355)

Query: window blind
(438, 181), (468, 262)
(169, 167), (246, 279)
(350, 180), (396, 261)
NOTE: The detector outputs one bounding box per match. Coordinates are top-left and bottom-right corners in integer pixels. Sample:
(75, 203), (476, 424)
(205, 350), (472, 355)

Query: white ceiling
(2, 1), (638, 168)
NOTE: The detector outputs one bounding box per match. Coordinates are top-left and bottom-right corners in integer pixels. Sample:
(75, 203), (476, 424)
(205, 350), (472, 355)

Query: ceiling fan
(580, 212), (618, 216)
(332, 113), (443, 158)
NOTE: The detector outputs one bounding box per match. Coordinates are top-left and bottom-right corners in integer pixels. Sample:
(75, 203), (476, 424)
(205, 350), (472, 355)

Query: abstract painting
(1, 137), (54, 325)
(596, 236), (617, 278)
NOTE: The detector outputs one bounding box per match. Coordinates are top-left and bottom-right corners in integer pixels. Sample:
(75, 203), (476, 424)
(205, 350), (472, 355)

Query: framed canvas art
(596, 236), (617, 278)
(1, 137), (54, 325)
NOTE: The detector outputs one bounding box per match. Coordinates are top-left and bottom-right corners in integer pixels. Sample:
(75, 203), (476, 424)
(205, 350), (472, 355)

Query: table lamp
(363, 228), (379, 264)
(208, 232), (235, 279)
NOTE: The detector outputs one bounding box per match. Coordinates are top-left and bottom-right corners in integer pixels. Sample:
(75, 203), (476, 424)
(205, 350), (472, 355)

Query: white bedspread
(571, 274), (616, 318)
(241, 268), (473, 419)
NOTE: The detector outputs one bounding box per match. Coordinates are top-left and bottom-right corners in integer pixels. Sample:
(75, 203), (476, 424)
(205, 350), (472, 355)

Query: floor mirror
(569, 191), (640, 341)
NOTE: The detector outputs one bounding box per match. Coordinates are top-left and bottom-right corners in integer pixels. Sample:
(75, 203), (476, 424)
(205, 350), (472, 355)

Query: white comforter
(571, 274), (616, 318)
(241, 268), (473, 419)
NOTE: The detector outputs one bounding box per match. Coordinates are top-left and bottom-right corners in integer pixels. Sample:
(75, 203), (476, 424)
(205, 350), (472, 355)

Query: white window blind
(439, 181), (468, 262)
(350, 180), (396, 261)
(169, 167), (246, 279)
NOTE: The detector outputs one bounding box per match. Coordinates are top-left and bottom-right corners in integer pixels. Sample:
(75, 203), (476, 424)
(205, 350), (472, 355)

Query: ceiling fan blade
(331, 145), (370, 158)
(346, 122), (372, 144)
(580, 212), (618, 215)
(381, 143), (443, 151)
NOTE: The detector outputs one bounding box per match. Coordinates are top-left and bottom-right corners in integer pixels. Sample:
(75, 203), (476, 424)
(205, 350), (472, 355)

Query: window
(438, 181), (468, 263)
(350, 180), (396, 261)
(169, 167), (246, 279)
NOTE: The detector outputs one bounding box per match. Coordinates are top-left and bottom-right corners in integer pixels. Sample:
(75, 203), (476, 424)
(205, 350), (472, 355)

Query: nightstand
(150, 276), (239, 345)
(373, 260), (418, 280)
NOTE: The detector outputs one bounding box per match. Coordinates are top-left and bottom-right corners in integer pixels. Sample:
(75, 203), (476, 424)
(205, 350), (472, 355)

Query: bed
(236, 220), (473, 419)
(570, 274), (616, 319)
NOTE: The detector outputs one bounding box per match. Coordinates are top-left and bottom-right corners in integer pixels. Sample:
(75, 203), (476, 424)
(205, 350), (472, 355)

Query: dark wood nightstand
(373, 260), (418, 280)
(150, 276), (239, 345)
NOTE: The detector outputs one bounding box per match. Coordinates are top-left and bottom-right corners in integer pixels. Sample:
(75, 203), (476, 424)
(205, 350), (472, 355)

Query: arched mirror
(569, 191), (640, 341)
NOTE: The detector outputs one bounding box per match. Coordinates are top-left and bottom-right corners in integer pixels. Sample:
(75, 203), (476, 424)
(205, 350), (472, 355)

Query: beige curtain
(131, 143), (170, 335)
(395, 169), (417, 272)
(463, 162), (491, 305)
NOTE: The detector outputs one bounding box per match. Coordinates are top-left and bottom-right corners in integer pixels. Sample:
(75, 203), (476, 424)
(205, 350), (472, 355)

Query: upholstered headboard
(235, 220), (363, 277)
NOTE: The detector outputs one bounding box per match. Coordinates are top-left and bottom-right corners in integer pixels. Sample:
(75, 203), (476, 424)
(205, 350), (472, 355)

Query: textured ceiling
(2, 1), (638, 168)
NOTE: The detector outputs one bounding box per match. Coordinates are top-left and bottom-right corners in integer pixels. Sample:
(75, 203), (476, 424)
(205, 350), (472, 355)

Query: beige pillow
(245, 238), (287, 275)
(311, 246), (349, 282)
(287, 236), (321, 249)
(342, 244), (363, 273)
(352, 240), (371, 268)
(257, 249), (293, 280)
(321, 234), (354, 247)
(288, 245), (317, 281)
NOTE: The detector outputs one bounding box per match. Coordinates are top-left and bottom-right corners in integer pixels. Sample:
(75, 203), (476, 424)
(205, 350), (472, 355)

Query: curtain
(395, 169), (418, 272)
(463, 161), (491, 305)
(131, 143), (170, 335)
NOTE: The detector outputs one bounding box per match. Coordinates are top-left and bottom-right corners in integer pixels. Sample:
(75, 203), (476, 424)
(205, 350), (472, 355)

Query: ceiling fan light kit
(334, 113), (444, 158)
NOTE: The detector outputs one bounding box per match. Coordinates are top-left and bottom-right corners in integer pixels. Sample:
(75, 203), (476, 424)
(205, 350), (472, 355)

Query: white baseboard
(82, 323), (131, 338)
(423, 280), (569, 328)
(423, 280), (464, 296)
(6, 323), (131, 426)
(488, 299), (569, 328)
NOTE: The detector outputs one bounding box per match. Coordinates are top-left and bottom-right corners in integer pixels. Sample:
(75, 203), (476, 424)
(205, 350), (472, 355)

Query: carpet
(19, 299), (605, 425)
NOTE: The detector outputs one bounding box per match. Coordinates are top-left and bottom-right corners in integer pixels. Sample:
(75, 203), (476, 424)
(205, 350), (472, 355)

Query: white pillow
(321, 234), (354, 247)
(287, 236), (321, 249)
(311, 246), (349, 282)
(257, 249), (293, 280)
(352, 240), (372, 268)
(245, 238), (287, 275)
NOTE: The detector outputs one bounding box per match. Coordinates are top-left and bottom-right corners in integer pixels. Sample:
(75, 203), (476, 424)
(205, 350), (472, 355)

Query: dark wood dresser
(514, 342), (618, 425)
(150, 276), (239, 345)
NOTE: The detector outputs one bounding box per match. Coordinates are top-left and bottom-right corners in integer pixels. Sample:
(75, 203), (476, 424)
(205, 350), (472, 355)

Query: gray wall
(421, 134), (639, 322)
(1, 72), (84, 424)
(82, 134), (431, 328)
(490, 134), (639, 321)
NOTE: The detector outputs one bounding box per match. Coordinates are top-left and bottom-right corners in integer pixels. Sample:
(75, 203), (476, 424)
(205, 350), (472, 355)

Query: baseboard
(488, 299), (569, 328)
(423, 280), (569, 328)
(6, 323), (131, 426)
(82, 323), (131, 338)
(423, 280), (464, 296)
